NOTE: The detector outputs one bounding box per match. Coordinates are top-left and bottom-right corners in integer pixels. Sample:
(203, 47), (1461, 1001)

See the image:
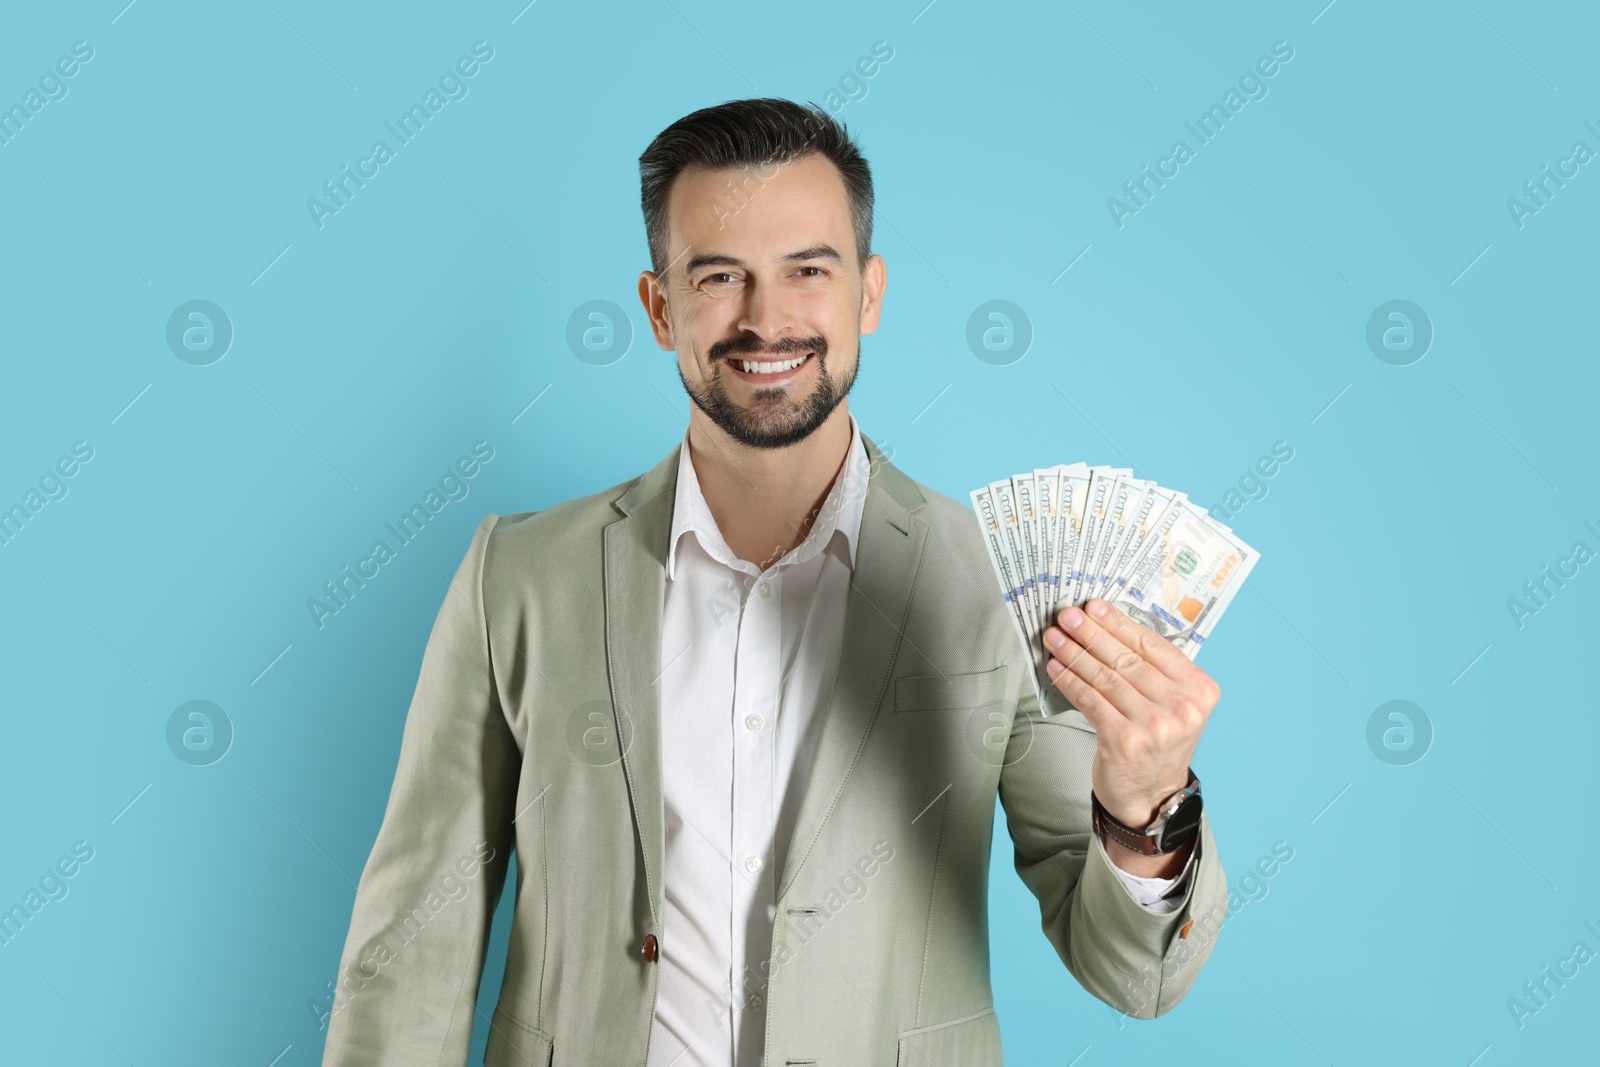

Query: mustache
(708, 335), (827, 362)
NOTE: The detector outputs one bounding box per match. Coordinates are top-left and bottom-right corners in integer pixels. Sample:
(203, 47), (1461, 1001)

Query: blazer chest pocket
(893, 664), (1008, 713)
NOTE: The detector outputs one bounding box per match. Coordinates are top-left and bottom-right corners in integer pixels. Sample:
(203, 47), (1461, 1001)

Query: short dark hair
(638, 98), (874, 276)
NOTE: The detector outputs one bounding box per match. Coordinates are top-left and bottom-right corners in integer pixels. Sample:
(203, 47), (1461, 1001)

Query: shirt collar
(666, 413), (870, 581)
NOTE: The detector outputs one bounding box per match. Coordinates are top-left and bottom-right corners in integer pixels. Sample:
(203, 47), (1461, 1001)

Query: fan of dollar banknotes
(970, 465), (1259, 715)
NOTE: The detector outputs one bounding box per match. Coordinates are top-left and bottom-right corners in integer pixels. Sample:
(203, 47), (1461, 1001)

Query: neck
(685, 404), (853, 569)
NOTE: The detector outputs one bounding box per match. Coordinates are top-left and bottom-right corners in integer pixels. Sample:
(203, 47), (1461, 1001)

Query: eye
(796, 266), (825, 278)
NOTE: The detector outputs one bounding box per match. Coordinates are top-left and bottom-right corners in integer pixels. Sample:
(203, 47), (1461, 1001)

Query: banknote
(1107, 498), (1258, 659)
(970, 483), (1055, 704)
(970, 464), (1259, 714)
(1086, 474), (1150, 604)
(1050, 463), (1091, 621)
(1072, 466), (1127, 608)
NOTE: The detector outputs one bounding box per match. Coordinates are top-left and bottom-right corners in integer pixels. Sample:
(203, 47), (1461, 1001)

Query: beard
(678, 332), (857, 450)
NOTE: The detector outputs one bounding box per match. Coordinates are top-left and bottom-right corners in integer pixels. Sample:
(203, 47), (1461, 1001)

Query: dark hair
(638, 98), (874, 276)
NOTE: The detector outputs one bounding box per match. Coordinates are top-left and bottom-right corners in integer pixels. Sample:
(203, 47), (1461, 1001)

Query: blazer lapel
(601, 432), (933, 920)
(603, 444), (681, 931)
(777, 432), (929, 899)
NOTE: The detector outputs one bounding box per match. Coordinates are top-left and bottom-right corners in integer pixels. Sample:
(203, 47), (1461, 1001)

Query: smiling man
(321, 98), (1228, 1067)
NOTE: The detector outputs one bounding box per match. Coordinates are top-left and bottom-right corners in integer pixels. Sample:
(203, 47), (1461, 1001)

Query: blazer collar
(603, 428), (928, 927)
(664, 412), (872, 580)
(612, 423), (923, 517)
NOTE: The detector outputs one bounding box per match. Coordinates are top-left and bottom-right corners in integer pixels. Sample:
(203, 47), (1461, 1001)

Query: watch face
(1159, 794), (1203, 849)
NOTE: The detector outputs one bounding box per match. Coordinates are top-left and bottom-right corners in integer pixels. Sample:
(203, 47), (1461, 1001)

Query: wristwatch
(1091, 768), (1202, 856)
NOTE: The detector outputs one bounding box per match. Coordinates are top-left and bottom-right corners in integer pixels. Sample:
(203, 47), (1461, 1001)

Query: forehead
(665, 153), (854, 264)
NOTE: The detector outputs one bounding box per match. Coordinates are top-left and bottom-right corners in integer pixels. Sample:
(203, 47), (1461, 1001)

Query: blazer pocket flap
(894, 664), (1008, 713)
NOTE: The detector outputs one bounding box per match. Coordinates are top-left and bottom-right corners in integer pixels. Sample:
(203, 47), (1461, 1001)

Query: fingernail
(1063, 607), (1085, 629)
(1088, 600), (1108, 618)
(1046, 659), (1063, 677)
(1044, 627), (1065, 648)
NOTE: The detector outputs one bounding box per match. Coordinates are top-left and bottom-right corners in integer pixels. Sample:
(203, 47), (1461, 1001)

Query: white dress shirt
(646, 413), (1195, 1067)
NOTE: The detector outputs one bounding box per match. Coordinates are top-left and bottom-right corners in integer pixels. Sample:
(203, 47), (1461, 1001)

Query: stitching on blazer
(780, 515), (930, 892)
(538, 794), (549, 1031)
(436, 515), (501, 1063)
(899, 1003), (997, 1039)
(490, 1000), (555, 1037)
(914, 785), (952, 1028)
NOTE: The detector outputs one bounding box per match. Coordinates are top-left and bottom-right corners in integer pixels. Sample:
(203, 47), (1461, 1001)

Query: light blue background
(2, 1), (1595, 1063)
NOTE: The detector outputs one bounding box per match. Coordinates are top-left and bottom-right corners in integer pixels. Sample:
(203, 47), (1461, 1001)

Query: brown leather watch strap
(1091, 768), (1200, 856)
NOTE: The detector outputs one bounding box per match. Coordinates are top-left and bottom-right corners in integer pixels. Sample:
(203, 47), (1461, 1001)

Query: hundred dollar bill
(1070, 466), (1127, 606)
(1085, 474), (1150, 604)
(970, 484), (1057, 710)
(988, 478), (1039, 636)
(1047, 463), (1091, 623)
(1032, 467), (1061, 636)
(1096, 482), (1180, 605)
(971, 486), (1030, 641)
(1011, 473), (1047, 638)
(1108, 497), (1258, 659)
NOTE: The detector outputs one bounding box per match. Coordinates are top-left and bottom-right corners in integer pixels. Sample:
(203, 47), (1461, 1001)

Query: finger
(1083, 597), (1207, 687)
(1047, 606), (1170, 710)
(1045, 657), (1129, 742)
(1044, 616), (1160, 724)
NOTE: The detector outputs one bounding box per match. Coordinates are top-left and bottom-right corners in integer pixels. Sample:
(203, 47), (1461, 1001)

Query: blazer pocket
(898, 1005), (1001, 1065)
(484, 1004), (554, 1067)
(893, 664), (1008, 713)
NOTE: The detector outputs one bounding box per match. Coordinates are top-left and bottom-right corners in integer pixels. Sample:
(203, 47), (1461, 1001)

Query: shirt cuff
(1097, 833), (1199, 915)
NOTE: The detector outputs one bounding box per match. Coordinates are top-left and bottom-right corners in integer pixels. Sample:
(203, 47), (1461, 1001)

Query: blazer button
(640, 934), (658, 963)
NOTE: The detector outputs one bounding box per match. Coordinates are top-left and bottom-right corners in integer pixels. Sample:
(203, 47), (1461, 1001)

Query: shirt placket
(729, 560), (781, 1064)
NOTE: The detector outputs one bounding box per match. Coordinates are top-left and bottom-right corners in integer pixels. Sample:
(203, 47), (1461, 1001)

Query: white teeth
(737, 354), (809, 374)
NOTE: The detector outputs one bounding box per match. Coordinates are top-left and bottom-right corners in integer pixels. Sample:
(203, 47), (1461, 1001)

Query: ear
(857, 253), (887, 336)
(638, 270), (675, 350)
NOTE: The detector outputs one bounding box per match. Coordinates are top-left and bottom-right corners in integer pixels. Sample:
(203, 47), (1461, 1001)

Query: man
(322, 98), (1227, 1067)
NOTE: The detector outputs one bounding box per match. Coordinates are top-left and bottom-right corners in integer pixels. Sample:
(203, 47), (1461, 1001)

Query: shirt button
(757, 583), (772, 597)
(749, 995), (764, 1012)
(744, 855), (763, 874)
(745, 714), (764, 732)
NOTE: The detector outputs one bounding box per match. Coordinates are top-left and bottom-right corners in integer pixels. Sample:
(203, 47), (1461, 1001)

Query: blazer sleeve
(322, 513), (522, 1065)
(997, 676), (1228, 1020)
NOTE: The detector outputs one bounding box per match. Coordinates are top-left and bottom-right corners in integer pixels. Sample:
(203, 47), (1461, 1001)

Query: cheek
(813, 296), (861, 354)
(672, 304), (725, 362)
(678, 347), (712, 383)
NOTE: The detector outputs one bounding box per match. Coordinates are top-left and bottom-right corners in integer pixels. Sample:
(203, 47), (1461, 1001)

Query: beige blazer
(321, 432), (1227, 1067)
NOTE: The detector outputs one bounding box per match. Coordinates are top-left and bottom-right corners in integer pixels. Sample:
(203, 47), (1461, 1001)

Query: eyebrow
(682, 244), (844, 276)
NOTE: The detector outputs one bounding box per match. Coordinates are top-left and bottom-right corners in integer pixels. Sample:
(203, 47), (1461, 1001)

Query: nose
(735, 277), (797, 347)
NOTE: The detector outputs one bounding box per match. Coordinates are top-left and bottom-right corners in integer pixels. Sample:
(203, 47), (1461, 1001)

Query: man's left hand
(1042, 598), (1219, 875)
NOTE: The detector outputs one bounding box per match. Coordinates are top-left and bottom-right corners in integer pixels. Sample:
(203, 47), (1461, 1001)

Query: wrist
(1091, 768), (1202, 858)
(1100, 773), (1191, 828)
(1101, 830), (1193, 879)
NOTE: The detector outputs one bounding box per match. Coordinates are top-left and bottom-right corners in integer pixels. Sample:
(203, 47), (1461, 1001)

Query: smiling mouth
(728, 352), (813, 375)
